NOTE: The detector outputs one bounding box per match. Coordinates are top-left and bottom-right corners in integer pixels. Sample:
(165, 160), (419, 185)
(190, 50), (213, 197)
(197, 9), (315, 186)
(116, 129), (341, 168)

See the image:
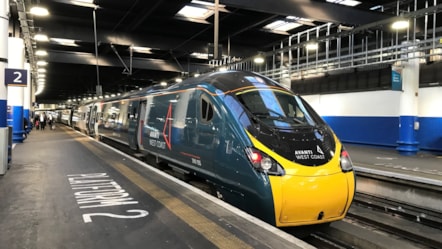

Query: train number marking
(149, 139), (166, 149)
(82, 209), (149, 223)
(191, 158), (202, 166)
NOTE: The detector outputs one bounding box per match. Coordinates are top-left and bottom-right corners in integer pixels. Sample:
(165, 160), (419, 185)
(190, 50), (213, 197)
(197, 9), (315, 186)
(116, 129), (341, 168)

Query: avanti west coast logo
(294, 145), (325, 160)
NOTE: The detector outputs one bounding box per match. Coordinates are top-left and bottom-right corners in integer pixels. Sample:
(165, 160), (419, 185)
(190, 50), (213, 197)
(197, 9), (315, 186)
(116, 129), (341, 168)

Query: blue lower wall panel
(418, 117), (442, 152)
(322, 116), (442, 152)
(323, 116), (399, 147)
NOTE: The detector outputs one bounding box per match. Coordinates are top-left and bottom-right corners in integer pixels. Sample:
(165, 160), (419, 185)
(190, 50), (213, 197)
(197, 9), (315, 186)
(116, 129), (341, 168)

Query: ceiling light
(263, 16), (313, 33)
(34, 33), (49, 42)
(131, 46), (152, 54)
(50, 38), (78, 47)
(190, 52), (208, 59)
(175, 0), (227, 23)
(69, 0), (99, 9)
(306, 43), (319, 51)
(392, 20), (409, 30)
(37, 60), (48, 66)
(37, 68), (46, 73)
(370, 5), (383, 11)
(35, 50), (48, 56)
(177, 5), (212, 20)
(264, 20), (302, 32)
(326, 0), (361, 7)
(30, 6), (49, 16)
(254, 56), (264, 64)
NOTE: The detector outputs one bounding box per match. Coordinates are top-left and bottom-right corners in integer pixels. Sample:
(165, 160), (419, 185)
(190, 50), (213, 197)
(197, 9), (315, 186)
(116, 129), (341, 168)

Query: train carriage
(76, 71), (355, 227)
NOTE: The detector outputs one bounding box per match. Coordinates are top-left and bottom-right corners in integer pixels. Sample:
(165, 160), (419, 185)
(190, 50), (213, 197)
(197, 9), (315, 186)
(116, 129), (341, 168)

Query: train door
(191, 93), (221, 175)
(88, 104), (97, 136)
(128, 100), (140, 150)
(136, 101), (147, 151)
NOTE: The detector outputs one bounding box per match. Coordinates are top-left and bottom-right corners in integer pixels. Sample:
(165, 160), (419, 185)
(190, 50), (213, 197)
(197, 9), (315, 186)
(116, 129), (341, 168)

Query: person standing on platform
(23, 117), (28, 139)
(39, 112), (46, 130)
(47, 113), (53, 130)
(34, 115), (39, 130)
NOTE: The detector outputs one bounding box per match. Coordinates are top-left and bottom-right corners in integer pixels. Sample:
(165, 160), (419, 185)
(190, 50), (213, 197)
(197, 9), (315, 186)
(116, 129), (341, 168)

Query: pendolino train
(66, 70), (355, 227)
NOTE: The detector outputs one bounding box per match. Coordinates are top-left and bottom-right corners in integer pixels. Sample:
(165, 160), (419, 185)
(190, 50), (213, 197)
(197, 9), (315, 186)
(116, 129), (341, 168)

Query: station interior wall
(303, 87), (442, 152)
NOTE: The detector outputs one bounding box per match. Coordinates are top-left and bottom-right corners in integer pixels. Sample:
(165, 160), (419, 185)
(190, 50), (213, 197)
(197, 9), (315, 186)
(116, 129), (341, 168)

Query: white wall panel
(419, 87), (442, 117)
(303, 90), (401, 117)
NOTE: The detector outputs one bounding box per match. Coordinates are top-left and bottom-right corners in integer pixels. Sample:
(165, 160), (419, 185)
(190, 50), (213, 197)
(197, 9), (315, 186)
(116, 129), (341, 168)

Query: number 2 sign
(4, 68), (28, 86)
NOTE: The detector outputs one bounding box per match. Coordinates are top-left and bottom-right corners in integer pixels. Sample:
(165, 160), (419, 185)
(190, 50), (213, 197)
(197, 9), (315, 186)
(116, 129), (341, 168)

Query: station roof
(9, 0), (414, 103)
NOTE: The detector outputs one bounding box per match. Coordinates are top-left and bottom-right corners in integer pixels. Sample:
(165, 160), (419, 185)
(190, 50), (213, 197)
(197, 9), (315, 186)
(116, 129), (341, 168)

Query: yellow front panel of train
(270, 172), (354, 226)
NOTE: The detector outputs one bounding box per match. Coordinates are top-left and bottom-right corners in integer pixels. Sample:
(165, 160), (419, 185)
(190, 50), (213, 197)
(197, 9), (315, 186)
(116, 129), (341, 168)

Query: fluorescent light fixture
(392, 20), (409, 30)
(175, 78), (183, 83)
(37, 74), (46, 78)
(254, 56), (264, 64)
(131, 46), (152, 54)
(263, 16), (313, 33)
(264, 20), (302, 32)
(35, 50), (48, 56)
(192, 0), (215, 6)
(160, 81), (168, 86)
(37, 68), (46, 73)
(69, 0), (99, 9)
(326, 0), (361, 7)
(30, 6), (49, 16)
(370, 5), (383, 11)
(37, 60), (48, 66)
(190, 52), (209, 59)
(34, 33), (49, 42)
(50, 38), (78, 46)
(176, 0), (227, 22)
(306, 43), (319, 50)
(177, 5), (212, 20)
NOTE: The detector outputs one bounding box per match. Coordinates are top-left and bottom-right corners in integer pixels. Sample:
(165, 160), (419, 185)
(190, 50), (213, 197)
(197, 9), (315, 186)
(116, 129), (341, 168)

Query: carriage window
(201, 96), (213, 123)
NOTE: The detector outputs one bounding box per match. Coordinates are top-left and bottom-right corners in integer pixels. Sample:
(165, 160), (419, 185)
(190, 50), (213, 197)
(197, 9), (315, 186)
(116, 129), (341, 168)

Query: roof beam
(219, 0), (393, 25)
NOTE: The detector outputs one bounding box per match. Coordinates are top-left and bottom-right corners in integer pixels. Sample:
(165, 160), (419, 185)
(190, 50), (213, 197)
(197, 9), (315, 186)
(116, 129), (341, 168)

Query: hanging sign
(4, 68), (28, 87)
(391, 66), (402, 91)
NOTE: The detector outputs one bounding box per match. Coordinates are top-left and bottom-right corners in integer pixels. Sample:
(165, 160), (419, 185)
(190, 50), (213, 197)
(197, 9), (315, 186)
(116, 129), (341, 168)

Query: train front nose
(270, 171), (355, 226)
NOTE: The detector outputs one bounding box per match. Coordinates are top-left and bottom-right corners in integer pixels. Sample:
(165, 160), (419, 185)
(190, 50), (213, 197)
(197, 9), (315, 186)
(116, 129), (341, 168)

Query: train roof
(88, 71), (292, 104)
(170, 71), (291, 93)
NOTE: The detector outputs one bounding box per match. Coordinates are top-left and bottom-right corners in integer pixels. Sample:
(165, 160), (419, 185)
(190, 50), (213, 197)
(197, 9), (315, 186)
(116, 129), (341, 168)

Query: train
(60, 70), (356, 227)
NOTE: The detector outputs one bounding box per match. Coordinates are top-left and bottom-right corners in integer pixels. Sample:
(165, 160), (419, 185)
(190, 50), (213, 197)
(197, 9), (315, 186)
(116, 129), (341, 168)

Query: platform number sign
(4, 68), (28, 87)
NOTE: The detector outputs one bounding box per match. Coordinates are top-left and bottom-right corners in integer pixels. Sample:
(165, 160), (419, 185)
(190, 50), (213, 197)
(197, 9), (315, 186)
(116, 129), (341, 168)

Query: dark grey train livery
(68, 71), (355, 227)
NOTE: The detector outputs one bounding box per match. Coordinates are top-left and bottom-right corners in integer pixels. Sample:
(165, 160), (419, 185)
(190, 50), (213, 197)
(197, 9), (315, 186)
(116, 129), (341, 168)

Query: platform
(345, 143), (442, 186)
(0, 125), (313, 249)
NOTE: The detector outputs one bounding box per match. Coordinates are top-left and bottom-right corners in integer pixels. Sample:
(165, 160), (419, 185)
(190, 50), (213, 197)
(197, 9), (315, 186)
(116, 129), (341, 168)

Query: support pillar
(0, 0), (9, 174)
(7, 37), (26, 143)
(396, 43), (420, 155)
(24, 63), (31, 133)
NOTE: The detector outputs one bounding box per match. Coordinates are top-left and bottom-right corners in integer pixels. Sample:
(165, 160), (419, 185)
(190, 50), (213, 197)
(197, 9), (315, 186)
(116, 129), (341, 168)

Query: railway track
(303, 172), (442, 249)
(100, 135), (442, 249)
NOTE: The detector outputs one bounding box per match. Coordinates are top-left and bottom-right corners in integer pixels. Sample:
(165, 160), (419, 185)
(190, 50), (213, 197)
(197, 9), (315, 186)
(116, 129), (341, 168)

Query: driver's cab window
(200, 95), (214, 123)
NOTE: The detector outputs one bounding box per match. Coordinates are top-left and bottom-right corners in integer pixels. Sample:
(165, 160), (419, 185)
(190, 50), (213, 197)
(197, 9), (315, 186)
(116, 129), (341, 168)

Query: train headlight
(245, 147), (285, 176)
(261, 157), (273, 170)
(340, 149), (353, 172)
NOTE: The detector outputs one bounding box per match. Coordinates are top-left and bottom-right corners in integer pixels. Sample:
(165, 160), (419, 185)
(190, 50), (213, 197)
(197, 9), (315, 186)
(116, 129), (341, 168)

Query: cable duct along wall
(14, 0), (37, 90)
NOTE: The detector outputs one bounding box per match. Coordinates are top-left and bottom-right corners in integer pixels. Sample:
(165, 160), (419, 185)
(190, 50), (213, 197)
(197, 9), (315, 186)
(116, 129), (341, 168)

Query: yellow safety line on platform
(76, 137), (253, 249)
